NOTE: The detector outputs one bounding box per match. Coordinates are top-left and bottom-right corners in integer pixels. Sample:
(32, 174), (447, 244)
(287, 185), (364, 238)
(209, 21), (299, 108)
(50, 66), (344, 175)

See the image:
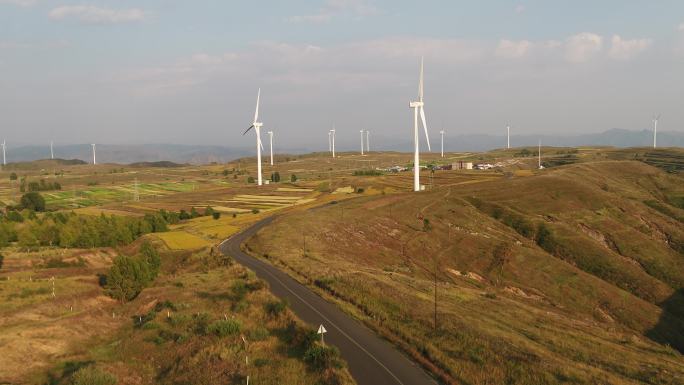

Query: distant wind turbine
(440, 129), (445, 158)
(50, 141), (54, 159)
(408, 57), (431, 192)
(538, 140), (542, 169)
(365, 130), (370, 153)
(267, 130), (274, 166)
(360, 130), (365, 155)
(652, 114), (661, 148)
(330, 127), (336, 158)
(91, 144), (96, 165)
(242, 88), (264, 186)
(507, 125), (510, 149)
(1, 140), (6, 166)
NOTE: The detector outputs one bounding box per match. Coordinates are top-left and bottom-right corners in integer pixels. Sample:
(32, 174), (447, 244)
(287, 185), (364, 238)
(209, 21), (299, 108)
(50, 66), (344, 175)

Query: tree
(212, 212), (221, 220)
(9, 172), (17, 181)
(140, 241), (161, 278)
(20, 192), (46, 212)
(104, 255), (150, 302)
(247, 176), (255, 183)
(290, 174), (297, 182)
(271, 172), (281, 183)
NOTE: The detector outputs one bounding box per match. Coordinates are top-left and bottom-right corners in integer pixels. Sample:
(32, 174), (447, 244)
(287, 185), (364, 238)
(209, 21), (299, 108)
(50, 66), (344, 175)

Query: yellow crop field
(155, 231), (210, 250)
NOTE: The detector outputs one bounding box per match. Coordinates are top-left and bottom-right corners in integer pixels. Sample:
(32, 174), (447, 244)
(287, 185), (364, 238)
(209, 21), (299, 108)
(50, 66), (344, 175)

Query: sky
(1, 0), (683, 150)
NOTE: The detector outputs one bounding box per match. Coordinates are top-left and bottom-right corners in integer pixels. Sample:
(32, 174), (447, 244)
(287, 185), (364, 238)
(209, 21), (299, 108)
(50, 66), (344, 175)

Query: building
(452, 161), (473, 170)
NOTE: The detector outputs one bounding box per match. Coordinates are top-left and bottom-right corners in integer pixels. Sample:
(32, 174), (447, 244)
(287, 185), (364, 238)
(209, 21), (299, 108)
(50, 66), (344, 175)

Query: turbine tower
(1, 140), (6, 166)
(408, 57), (431, 192)
(330, 127), (336, 158)
(365, 130), (370, 152)
(91, 144), (96, 165)
(440, 130), (445, 158)
(652, 114), (660, 148)
(507, 125), (510, 149)
(267, 130), (274, 166)
(328, 131), (332, 153)
(243, 88), (264, 186)
(538, 140), (542, 169)
(360, 130), (365, 155)
(50, 141), (54, 159)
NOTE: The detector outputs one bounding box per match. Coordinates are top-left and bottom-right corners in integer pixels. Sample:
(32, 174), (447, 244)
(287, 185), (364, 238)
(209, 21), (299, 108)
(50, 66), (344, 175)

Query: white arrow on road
(318, 324), (327, 345)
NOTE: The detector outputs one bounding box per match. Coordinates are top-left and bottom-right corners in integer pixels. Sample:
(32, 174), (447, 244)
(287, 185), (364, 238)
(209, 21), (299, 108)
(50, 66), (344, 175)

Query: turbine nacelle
(409, 101), (424, 108)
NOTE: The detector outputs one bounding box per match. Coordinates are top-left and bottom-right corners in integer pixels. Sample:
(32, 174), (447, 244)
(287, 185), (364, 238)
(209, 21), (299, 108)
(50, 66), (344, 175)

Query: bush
(6, 210), (23, 222)
(208, 319), (241, 337)
(104, 254), (155, 302)
(265, 299), (288, 317)
(290, 174), (297, 182)
(247, 176), (255, 183)
(212, 212), (221, 220)
(252, 208), (260, 214)
(303, 344), (342, 370)
(20, 192), (45, 212)
(0, 253), (3, 270)
(71, 366), (117, 385)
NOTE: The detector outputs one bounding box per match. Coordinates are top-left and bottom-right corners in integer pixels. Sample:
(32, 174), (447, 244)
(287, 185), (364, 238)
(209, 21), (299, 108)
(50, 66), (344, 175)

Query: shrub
(252, 208), (260, 214)
(0, 253), (3, 270)
(265, 299), (288, 317)
(303, 344), (342, 370)
(20, 192), (46, 212)
(104, 255), (153, 302)
(193, 312), (211, 335)
(71, 366), (117, 385)
(247, 176), (255, 183)
(290, 174), (297, 182)
(212, 212), (221, 220)
(249, 327), (270, 341)
(6, 210), (23, 222)
(208, 319), (241, 337)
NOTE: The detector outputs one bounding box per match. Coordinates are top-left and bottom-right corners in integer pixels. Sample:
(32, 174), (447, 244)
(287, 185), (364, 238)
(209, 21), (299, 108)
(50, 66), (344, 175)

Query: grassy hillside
(246, 159), (684, 384)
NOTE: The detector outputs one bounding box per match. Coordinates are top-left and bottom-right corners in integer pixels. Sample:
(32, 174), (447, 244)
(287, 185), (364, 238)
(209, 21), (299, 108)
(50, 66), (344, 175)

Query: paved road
(220, 216), (437, 385)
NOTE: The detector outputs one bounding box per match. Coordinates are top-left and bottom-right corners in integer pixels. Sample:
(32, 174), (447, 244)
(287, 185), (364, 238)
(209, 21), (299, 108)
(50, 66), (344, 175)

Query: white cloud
(495, 39), (532, 58)
(608, 35), (651, 60)
(564, 32), (603, 63)
(0, 0), (37, 6)
(49, 5), (145, 24)
(287, 0), (378, 23)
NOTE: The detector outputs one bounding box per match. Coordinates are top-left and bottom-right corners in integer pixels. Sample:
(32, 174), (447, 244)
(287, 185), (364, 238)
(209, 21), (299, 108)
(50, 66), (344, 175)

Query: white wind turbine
(267, 130), (274, 166)
(507, 125), (510, 149)
(91, 144), (96, 165)
(408, 57), (431, 192)
(439, 129), (445, 158)
(652, 114), (661, 148)
(359, 130), (365, 155)
(330, 127), (336, 158)
(243, 88), (264, 186)
(50, 141), (54, 159)
(1, 140), (6, 166)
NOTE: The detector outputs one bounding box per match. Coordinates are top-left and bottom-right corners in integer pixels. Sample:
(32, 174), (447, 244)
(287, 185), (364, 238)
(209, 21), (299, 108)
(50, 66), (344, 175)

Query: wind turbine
(1, 140), (6, 166)
(652, 114), (660, 148)
(507, 125), (510, 149)
(365, 130), (370, 152)
(408, 57), (431, 192)
(439, 129), (445, 158)
(243, 88), (264, 186)
(360, 130), (365, 155)
(538, 140), (542, 169)
(330, 127), (336, 158)
(91, 144), (96, 165)
(267, 130), (274, 166)
(50, 141), (54, 159)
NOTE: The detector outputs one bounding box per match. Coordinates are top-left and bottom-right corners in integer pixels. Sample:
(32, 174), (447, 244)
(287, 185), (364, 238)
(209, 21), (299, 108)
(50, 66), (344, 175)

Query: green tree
(7, 210), (24, 223)
(20, 192), (46, 212)
(104, 255), (150, 302)
(17, 227), (39, 250)
(247, 176), (255, 183)
(140, 241), (161, 278)
(9, 172), (17, 181)
(290, 174), (297, 182)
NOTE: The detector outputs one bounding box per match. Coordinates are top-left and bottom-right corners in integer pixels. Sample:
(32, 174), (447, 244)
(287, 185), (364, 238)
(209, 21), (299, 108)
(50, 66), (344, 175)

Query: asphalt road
(220, 216), (437, 385)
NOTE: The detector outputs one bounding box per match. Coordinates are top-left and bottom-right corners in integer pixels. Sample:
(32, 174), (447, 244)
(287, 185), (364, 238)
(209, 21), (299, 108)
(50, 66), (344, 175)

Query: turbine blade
(420, 107), (431, 152)
(259, 134), (264, 151)
(243, 125), (255, 135)
(419, 56), (424, 101)
(254, 88), (261, 123)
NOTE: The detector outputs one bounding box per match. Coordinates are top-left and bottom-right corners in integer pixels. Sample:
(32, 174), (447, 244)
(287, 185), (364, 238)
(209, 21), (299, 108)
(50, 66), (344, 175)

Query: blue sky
(1, 0), (683, 149)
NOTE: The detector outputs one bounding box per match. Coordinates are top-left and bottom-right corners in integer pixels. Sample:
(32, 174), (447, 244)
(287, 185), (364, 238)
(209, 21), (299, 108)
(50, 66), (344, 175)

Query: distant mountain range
(2, 129), (682, 165)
